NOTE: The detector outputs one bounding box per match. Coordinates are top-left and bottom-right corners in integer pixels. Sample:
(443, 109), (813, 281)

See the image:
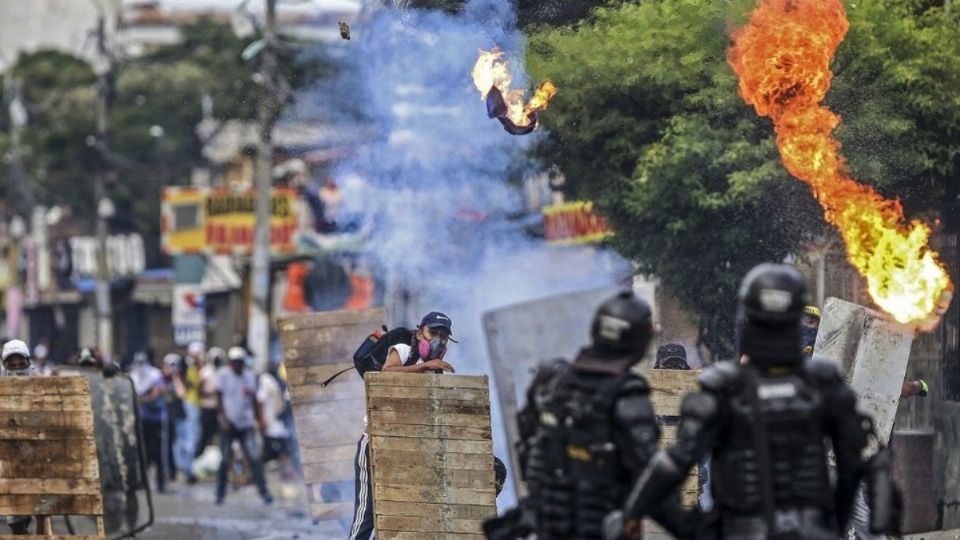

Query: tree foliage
(0, 19), (331, 264)
(527, 0), (960, 358)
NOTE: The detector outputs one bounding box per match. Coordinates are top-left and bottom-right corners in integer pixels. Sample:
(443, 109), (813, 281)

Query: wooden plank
(0, 478), (101, 496)
(291, 398), (366, 417)
(0, 534), (103, 540)
(376, 501), (494, 520)
(0, 439), (97, 460)
(0, 410), (95, 429)
(377, 532), (485, 540)
(366, 385), (489, 402)
(0, 426), (95, 441)
(367, 373), (494, 536)
(294, 425), (361, 448)
(278, 307), (386, 332)
(280, 310), (381, 523)
(373, 451), (491, 471)
(0, 377), (89, 396)
(308, 501), (355, 521)
(376, 515), (490, 534)
(302, 460), (355, 482)
(286, 365), (365, 387)
(369, 398), (489, 416)
(646, 369), (701, 392)
(366, 373), (489, 390)
(300, 443), (357, 465)
(368, 410), (490, 429)
(374, 484), (494, 506)
(370, 436), (492, 455)
(647, 369), (700, 417)
(291, 398), (365, 415)
(0, 395), (93, 412)
(372, 465), (492, 490)
(282, 340), (363, 368)
(0, 494), (102, 515)
(289, 380), (364, 404)
(291, 410), (360, 432)
(659, 425), (678, 440)
(368, 423), (490, 441)
(0, 459), (100, 480)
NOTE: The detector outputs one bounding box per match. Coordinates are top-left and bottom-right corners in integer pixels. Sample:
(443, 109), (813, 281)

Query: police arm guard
(622, 389), (722, 522)
(817, 361), (870, 530)
(621, 450), (686, 523)
(867, 441), (903, 535)
(483, 499), (535, 540)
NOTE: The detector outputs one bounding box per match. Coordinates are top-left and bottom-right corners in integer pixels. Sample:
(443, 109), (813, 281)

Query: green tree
(0, 19), (331, 264)
(527, 0), (960, 358)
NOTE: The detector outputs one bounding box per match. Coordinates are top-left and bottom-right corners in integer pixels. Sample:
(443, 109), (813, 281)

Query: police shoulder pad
(619, 373), (651, 394)
(698, 361), (742, 393)
(804, 354), (841, 382)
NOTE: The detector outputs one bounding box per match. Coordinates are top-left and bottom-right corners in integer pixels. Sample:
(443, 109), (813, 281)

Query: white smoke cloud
(311, 0), (633, 509)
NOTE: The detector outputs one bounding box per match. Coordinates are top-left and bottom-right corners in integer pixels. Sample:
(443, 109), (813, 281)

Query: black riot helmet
(590, 290), (655, 362)
(738, 263), (808, 367)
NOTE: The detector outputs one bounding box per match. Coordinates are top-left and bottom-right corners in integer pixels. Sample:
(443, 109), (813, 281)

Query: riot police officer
(609, 263), (898, 540)
(486, 290), (692, 540)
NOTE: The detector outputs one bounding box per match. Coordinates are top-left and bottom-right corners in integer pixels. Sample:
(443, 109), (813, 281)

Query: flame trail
(728, 0), (951, 324)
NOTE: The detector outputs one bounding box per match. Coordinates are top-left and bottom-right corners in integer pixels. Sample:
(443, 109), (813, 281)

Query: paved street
(139, 468), (343, 540)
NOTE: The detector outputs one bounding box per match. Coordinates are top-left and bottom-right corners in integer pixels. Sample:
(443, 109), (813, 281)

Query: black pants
(348, 433), (374, 540)
(195, 407), (219, 458)
(215, 425), (271, 502)
(141, 418), (167, 493)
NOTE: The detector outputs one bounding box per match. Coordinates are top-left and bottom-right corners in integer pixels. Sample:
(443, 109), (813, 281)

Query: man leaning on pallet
(348, 312), (456, 540)
(0, 339), (48, 536)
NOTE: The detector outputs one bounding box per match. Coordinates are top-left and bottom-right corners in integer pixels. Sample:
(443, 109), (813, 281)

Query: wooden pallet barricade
(365, 372), (496, 540)
(278, 307), (386, 522)
(645, 367), (702, 538)
(0, 375), (105, 539)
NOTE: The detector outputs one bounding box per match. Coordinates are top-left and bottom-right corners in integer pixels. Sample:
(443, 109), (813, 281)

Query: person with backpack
(348, 311), (455, 540)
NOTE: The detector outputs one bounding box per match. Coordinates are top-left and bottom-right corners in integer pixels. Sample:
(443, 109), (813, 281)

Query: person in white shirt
(215, 347), (273, 506)
(257, 361), (293, 478)
(195, 347), (224, 459)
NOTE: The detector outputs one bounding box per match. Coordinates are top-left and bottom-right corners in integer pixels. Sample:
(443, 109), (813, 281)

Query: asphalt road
(138, 468), (345, 540)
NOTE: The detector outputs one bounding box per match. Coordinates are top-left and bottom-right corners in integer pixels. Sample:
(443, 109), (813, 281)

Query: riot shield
(279, 308), (385, 531)
(58, 366), (154, 539)
(482, 286), (617, 497)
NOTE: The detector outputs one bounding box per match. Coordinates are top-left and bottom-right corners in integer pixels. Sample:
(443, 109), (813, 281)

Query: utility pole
(3, 75), (33, 217)
(93, 15), (114, 358)
(248, 0), (278, 369)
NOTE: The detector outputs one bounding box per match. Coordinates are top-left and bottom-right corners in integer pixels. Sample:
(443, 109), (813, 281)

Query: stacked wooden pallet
(645, 368), (702, 538)
(0, 376), (105, 539)
(365, 372), (496, 540)
(278, 308), (386, 522)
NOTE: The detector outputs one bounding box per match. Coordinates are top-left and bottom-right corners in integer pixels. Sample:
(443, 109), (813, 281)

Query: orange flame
(471, 48), (557, 127)
(728, 0), (951, 325)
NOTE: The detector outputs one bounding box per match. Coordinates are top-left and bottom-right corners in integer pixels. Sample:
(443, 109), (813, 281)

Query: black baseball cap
(655, 343), (689, 370)
(420, 312), (456, 341)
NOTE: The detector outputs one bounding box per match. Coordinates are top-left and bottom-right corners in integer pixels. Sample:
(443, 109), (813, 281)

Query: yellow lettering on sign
(566, 444), (592, 462)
